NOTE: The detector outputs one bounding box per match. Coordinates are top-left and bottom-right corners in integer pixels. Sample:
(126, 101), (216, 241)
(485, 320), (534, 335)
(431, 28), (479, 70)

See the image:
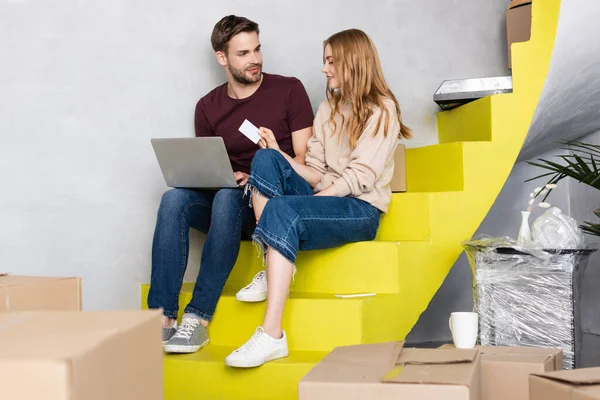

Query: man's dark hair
(211, 15), (260, 54)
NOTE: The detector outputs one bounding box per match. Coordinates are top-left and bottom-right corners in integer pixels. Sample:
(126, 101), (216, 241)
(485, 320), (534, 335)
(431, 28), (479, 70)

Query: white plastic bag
(531, 207), (586, 249)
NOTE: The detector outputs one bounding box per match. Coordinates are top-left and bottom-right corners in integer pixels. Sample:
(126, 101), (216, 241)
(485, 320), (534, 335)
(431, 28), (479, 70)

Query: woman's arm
(331, 104), (400, 197)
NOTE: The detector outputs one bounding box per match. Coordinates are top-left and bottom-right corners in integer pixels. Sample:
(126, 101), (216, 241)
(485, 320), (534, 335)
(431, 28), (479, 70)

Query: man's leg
(147, 188), (213, 335)
(184, 188), (253, 319)
(163, 188), (253, 353)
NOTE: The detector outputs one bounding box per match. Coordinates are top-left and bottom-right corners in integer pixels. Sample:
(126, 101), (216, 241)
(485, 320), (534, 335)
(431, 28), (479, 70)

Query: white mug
(448, 312), (478, 349)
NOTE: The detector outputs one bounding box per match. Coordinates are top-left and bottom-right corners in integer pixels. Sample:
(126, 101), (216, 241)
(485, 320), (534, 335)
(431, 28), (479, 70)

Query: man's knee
(213, 189), (244, 208)
(159, 189), (190, 212)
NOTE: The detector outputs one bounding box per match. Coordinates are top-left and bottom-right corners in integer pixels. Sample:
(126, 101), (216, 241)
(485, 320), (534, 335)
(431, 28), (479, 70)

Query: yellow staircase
(142, 1), (562, 398)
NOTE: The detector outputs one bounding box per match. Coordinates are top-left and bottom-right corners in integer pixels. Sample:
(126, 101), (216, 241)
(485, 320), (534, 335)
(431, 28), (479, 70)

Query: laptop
(151, 137), (240, 189)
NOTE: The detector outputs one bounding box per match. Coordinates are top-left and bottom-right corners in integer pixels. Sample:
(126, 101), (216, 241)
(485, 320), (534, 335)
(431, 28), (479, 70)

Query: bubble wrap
(463, 237), (596, 369)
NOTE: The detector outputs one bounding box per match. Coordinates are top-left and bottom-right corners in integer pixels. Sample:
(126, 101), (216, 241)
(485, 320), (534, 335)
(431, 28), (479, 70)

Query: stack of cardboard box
(0, 274), (163, 400)
(300, 341), (600, 400)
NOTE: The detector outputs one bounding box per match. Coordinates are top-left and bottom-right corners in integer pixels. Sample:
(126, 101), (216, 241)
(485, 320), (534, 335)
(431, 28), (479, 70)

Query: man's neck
(226, 74), (264, 100)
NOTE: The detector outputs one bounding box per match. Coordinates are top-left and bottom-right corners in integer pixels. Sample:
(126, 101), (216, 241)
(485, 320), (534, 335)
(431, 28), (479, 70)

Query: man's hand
(234, 171), (249, 186)
(258, 127), (280, 151)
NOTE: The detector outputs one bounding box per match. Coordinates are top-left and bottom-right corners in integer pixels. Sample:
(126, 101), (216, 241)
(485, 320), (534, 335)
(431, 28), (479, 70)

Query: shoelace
(242, 267), (297, 291)
(173, 318), (200, 340)
(235, 327), (267, 353)
(242, 271), (266, 290)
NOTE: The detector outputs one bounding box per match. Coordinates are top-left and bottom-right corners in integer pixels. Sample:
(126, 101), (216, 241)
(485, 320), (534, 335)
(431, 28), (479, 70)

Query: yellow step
(223, 241), (405, 295)
(173, 289), (404, 351)
(163, 345), (325, 400)
(437, 96), (493, 144)
(376, 192), (430, 241)
(406, 143), (464, 192)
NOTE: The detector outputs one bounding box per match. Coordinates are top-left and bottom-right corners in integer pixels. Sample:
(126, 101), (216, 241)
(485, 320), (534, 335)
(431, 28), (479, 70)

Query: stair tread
(181, 285), (379, 300)
(163, 345), (326, 399)
(165, 344), (327, 365)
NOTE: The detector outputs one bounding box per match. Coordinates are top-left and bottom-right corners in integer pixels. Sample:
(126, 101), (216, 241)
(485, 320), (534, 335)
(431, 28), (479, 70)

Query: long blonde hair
(324, 29), (412, 148)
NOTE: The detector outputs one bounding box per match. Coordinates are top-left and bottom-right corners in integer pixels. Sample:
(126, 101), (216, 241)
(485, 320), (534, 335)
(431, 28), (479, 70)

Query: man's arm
(291, 126), (312, 164)
(286, 79), (314, 164)
(194, 100), (213, 137)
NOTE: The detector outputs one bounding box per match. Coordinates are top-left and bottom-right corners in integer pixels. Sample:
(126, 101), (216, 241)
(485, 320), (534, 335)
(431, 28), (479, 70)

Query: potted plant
(527, 140), (600, 238)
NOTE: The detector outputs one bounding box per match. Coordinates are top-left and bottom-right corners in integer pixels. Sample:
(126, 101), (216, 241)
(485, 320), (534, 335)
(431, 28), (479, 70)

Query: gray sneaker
(162, 322), (178, 344)
(164, 313), (209, 354)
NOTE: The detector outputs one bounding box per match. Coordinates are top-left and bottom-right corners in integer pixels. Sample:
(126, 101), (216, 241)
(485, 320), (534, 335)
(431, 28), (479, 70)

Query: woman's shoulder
(316, 99), (332, 114)
(373, 98), (398, 116)
(313, 100), (333, 122)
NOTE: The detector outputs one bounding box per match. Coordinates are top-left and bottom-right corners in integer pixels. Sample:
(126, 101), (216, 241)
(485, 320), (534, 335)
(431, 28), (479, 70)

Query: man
(147, 15), (314, 354)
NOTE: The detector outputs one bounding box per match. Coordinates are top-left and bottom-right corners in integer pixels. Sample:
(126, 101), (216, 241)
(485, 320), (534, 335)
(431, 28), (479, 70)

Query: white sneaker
(225, 327), (289, 368)
(236, 271), (267, 302)
(235, 267), (297, 303)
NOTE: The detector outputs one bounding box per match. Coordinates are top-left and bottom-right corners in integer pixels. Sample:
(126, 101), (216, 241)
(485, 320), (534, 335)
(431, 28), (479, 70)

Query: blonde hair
(323, 29), (412, 148)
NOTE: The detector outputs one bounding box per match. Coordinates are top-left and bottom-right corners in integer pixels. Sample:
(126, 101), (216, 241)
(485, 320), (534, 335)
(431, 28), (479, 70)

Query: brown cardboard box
(299, 342), (481, 400)
(506, 3), (532, 69)
(441, 344), (563, 400)
(508, 0), (532, 9)
(0, 310), (163, 399)
(530, 368), (600, 400)
(480, 346), (562, 400)
(391, 144), (407, 192)
(0, 275), (82, 311)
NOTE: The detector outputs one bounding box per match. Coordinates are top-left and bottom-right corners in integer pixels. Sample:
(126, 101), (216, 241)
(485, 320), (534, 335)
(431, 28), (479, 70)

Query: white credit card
(238, 119), (261, 144)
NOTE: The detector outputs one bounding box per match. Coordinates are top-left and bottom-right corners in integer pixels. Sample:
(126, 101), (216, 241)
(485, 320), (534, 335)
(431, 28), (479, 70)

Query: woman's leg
(262, 249), (294, 339)
(246, 148), (313, 221)
(235, 148), (314, 302)
(226, 195), (381, 367)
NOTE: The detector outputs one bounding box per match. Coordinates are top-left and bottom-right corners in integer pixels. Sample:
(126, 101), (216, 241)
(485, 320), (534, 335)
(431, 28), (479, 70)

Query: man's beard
(229, 63), (262, 84)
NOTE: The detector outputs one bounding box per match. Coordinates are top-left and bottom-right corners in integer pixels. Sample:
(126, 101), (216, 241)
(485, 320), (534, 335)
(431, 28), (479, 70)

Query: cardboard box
(0, 275), (82, 311)
(299, 341), (481, 400)
(0, 310), (163, 399)
(441, 344), (563, 400)
(530, 368), (600, 400)
(480, 346), (562, 400)
(391, 144), (407, 192)
(506, 3), (532, 69)
(508, 0), (532, 9)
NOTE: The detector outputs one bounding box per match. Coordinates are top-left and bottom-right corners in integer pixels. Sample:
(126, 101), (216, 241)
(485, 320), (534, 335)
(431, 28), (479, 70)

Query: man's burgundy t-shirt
(194, 73), (315, 174)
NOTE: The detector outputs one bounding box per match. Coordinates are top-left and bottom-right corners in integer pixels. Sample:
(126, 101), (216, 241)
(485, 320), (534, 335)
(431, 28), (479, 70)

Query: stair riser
(164, 358), (314, 400)
(222, 241), (403, 295)
(181, 293), (365, 351)
(406, 143), (465, 192)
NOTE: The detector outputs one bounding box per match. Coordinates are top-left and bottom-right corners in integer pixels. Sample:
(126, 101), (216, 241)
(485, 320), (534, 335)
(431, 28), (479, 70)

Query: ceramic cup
(448, 312), (478, 349)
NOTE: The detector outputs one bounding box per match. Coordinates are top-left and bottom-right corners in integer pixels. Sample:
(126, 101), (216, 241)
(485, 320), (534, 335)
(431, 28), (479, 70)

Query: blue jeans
(247, 149), (381, 264)
(147, 188), (255, 320)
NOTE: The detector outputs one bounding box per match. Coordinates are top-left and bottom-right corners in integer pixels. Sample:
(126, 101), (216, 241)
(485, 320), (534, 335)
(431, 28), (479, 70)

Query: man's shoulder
(197, 82), (228, 109)
(263, 72), (304, 89)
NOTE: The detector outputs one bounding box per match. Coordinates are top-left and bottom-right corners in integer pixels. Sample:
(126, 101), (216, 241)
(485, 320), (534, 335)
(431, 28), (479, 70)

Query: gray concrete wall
(519, 0), (600, 161)
(0, 0), (508, 311)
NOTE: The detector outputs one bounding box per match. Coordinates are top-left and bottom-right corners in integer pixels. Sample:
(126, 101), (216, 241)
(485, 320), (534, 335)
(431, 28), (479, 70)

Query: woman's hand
(258, 127), (280, 151)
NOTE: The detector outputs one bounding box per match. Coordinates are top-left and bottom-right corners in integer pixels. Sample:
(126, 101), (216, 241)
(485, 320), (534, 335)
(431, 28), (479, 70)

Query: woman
(225, 29), (412, 368)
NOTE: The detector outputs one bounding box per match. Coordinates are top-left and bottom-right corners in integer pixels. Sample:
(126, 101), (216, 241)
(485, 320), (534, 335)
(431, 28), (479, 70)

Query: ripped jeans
(246, 149), (381, 264)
